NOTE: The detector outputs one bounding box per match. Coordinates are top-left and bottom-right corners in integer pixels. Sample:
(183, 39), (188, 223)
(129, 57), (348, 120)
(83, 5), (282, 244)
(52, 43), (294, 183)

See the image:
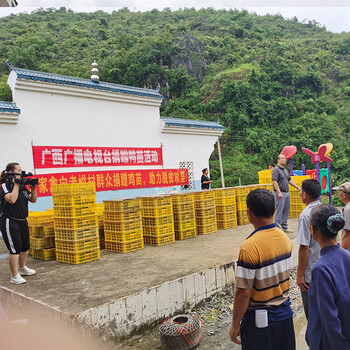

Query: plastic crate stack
(28, 210), (56, 261)
(171, 193), (197, 240)
(103, 198), (143, 253)
(52, 183), (100, 264)
(235, 186), (250, 225)
(258, 183), (274, 192)
(215, 188), (237, 229)
(194, 190), (217, 235)
(140, 195), (175, 246)
(96, 203), (105, 249)
(258, 169), (272, 184)
(289, 175), (310, 218)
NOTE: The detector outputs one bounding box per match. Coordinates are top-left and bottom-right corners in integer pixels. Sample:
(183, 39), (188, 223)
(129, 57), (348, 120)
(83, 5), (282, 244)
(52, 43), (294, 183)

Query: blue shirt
(306, 244), (350, 350)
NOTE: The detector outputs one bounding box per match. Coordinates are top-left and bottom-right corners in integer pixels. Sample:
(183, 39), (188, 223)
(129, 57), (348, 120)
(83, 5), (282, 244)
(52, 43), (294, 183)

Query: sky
(0, 0), (349, 33)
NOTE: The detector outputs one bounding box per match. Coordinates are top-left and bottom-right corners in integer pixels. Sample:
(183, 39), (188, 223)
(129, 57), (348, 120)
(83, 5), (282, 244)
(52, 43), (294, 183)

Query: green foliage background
(0, 7), (349, 187)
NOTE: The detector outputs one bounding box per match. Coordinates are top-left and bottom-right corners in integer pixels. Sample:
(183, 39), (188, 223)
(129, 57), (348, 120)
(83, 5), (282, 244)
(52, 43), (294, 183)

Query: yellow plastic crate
(103, 210), (142, 222)
(193, 190), (216, 201)
(144, 233), (175, 246)
(195, 207), (216, 218)
(289, 210), (301, 218)
(139, 195), (172, 208)
(216, 204), (236, 214)
(236, 202), (247, 211)
(215, 188), (236, 198)
(260, 184), (273, 192)
(96, 203), (104, 218)
(52, 194), (96, 207)
(218, 219), (237, 229)
(142, 205), (173, 217)
(54, 215), (99, 229)
(51, 182), (96, 196)
(54, 225), (99, 241)
(53, 205), (97, 218)
(28, 247), (34, 256)
(235, 187), (250, 203)
(105, 239), (144, 253)
(142, 215), (173, 226)
(56, 249), (100, 264)
(175, 228), (197, 240)
(217, 211), (237, 221)
(27, 212), (53, 226)
(103, 198), (141, 212)
(215, 197), (236, 206)
(143, 224), (174, 236)
(237, 210), (249, 225)
(174, 219), (196, 231)
(172, 202), (195, 213)
(173, 211), (195, 222)
(29, 225), (55, 238)
(290, 196), (303, 204)
(33, 247), (56, 261)
(194, 200), (216, 210)
(104, 229), (143, 242)
(103, 219), (142, 233)
(290, 175), (311, 186)
(171, 193), (195, 204)
(31, 237), (55, 250)
(196, 215), (217, 226)
(290, 202), (306, 212)
(196, 223), (217, 235)
(55, 237), (100, 253)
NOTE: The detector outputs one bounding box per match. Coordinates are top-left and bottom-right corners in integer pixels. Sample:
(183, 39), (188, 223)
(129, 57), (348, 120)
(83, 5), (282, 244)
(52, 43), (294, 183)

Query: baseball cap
(337, 182), (350, 194)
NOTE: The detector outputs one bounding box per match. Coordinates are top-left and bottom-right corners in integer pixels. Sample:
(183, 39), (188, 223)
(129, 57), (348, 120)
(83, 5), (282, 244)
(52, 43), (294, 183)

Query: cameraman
(0, 162), (37, 284)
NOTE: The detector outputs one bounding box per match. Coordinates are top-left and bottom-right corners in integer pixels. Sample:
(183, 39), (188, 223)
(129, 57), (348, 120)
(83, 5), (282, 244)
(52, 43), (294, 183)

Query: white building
(0, 60), (224, 211)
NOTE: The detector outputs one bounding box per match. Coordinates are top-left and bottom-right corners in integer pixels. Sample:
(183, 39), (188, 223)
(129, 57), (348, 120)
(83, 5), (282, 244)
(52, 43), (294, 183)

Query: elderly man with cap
(338, 182), (350, 251)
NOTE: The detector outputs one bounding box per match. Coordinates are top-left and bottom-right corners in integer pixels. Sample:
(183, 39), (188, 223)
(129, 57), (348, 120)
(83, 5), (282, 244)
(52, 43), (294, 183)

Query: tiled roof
(6, 60), (163, 100)
(161, 117), (225, 130)
(0, 101), (20, 114)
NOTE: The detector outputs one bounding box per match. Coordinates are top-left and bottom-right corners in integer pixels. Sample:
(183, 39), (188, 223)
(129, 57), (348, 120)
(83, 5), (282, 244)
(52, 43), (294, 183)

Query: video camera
(7, 171), (39, 187)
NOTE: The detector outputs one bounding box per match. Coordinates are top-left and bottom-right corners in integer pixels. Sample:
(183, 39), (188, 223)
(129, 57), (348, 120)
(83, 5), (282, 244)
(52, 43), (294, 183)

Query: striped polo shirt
(236, 223), (293, 320)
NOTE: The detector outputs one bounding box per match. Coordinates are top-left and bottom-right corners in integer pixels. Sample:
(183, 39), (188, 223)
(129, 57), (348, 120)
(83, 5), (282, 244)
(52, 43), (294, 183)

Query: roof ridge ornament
(5, 60), (14, 71)
(91, 60), (99, 83)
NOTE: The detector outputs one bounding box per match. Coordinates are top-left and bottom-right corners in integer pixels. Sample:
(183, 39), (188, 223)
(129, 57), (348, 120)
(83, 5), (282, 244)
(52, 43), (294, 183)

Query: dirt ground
(0, 219), (298, 316)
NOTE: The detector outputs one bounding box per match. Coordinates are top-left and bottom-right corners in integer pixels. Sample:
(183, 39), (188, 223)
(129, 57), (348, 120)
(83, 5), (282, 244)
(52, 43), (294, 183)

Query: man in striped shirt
(229, 189), (295, 350)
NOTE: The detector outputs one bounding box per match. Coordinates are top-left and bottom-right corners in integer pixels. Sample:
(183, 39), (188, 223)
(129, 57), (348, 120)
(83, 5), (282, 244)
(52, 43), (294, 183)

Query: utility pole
(217, 136), (225, 188)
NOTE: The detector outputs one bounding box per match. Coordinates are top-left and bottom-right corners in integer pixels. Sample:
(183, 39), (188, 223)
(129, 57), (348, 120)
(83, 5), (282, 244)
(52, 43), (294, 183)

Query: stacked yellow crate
(141, 195), (175, 246)
(235, 186), (250, 225)
(258, 169), (272, 184)
(171, 193), (196, 240)
(96, 203), (105, 249)
(28, 210), (56, 260)
(52, 183), (100, 264)
(103, 198), (143, 253)
(215, 188), (237, 229)
(289, 175), (310, 218)
(258, 183), (274, 192)
(194, 190), (217, 234)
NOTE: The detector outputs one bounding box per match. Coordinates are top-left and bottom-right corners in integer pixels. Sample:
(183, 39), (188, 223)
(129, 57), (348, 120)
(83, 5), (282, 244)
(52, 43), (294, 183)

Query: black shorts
(0, 216), (30, 254)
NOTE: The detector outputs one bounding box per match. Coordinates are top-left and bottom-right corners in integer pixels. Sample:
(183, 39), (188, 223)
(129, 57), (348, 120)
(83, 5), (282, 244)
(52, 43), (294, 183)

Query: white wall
(1, 72), (222, 211)
(2, 72), (163, 175)
(161, 132), (218, 180)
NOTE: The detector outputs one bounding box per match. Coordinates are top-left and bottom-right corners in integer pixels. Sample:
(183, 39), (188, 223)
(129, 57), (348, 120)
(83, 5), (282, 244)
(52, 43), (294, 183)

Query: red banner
(32, 169), (188, 197)
(32, 146), (163, 169)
